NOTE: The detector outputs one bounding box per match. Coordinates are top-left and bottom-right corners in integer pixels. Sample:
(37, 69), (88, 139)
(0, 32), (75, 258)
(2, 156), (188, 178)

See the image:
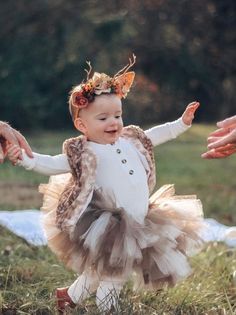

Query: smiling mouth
(105, 130), (118, 134)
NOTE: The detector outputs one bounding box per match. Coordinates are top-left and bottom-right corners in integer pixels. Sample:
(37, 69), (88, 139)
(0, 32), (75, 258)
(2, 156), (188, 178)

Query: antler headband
(69, 55), (136, 120)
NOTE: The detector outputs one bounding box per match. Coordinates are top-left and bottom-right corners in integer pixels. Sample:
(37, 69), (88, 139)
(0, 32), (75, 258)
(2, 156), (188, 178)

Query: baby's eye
(99, 117), (106, 121)
(115, 115), (121, 119)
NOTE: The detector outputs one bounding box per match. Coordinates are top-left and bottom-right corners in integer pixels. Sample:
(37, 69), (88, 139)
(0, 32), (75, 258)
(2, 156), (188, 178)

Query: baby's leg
(96, 276), (125, 313)
(68, 271), (99, 304)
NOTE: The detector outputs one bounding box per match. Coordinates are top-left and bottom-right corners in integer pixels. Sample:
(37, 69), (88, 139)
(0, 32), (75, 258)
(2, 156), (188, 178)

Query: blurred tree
(0, 0), (235, 129)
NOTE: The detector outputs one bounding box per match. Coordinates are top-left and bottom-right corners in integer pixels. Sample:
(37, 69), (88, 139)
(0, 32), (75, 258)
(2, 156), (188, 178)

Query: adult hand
(207, 115), (236, 150)
(0, 122), (33, 163)
(202, 115), (236, 159)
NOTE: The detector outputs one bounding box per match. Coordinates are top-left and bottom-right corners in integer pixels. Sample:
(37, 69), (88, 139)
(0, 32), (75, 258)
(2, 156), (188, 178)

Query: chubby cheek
(116, 117), (123, 127)
(118, 121), (124, 131)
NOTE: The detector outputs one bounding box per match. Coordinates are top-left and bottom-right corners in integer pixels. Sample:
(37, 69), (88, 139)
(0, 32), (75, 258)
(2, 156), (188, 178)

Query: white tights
(67, 272), (125, 313)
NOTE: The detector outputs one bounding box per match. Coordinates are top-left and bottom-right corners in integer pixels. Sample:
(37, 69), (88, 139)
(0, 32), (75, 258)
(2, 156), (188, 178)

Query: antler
(84, 61), (93, 80)
(114, 54), (136, 78)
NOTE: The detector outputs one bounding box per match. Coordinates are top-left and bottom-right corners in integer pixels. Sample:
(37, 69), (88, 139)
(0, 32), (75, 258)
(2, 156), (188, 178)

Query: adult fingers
(208, 136), (228, 149)
(0, 143), (4, 163)
(207, 135), (235, 145)
(213, 143), (235, 151)
(208, 127), (229, 137)
(0, 137), (8, 160)
(0, 123), (32, 157)
(214, 147), (236, 157)
(201, 147), (236, 159)
(201, 150), (226, 159)
(0, 124), (19, 146)
(207, 136), (221, 144)
(13, 129), (33, 158)
(208, 132), (236, 149)
(217, 115), (236, 128)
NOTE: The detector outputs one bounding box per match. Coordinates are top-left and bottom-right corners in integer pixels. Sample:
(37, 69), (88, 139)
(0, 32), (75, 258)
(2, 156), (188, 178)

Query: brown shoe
(56, 287), (76, 314)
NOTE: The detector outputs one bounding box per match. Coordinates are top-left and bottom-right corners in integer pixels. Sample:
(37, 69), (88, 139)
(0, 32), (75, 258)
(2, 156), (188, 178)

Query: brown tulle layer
(40, 179), (205, 290)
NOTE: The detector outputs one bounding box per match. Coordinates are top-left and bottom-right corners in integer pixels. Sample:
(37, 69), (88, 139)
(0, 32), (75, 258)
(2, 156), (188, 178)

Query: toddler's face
(75, 94), (123, 144)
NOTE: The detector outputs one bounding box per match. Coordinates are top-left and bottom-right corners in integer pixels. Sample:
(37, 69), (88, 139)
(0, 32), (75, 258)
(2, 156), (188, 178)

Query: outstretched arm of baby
(145, 101), (200, 146)
(6, 144), (71, 175)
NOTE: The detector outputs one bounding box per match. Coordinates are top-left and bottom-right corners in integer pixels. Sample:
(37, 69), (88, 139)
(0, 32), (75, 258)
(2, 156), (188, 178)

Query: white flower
(94, 88), (111, 95)
(91, 72), (112, 94)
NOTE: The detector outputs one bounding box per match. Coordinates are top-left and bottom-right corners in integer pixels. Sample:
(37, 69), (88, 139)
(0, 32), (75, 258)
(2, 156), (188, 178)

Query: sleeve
(16, 150), (71, 175)
(145, 117), (191, 146)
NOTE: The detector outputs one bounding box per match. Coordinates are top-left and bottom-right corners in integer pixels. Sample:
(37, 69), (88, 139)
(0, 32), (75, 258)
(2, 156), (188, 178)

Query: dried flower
(72, 92), (89, 108)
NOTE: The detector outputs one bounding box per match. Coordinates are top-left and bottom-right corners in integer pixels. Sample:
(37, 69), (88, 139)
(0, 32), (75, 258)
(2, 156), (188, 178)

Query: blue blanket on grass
(0, 210), (47, 246)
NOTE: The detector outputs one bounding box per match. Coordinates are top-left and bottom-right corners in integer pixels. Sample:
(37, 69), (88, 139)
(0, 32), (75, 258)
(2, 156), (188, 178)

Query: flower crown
(69, 55), (136, 121)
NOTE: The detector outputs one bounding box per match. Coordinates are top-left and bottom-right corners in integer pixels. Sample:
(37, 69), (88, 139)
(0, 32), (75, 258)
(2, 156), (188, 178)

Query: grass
(1, 124), (236, 314)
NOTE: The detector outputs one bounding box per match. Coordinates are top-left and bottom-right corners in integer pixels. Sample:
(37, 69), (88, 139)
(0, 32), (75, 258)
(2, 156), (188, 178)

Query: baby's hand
(182, 101), (200, 125)
(6, 143), (22, 165)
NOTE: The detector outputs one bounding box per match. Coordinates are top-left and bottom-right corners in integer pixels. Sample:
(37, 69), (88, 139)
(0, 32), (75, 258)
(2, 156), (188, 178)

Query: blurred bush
(0, 0), (235, 130)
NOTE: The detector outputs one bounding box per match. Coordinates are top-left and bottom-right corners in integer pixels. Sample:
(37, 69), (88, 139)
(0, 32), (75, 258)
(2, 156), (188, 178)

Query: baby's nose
(110, 117), (118, 125)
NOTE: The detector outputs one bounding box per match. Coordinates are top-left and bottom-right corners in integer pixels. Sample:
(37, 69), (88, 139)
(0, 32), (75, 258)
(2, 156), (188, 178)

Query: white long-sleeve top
(18, 118), (190, 223)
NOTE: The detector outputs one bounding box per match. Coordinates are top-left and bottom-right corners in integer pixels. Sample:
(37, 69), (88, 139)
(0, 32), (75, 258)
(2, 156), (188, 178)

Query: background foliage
(0, 0), (235, 130)
(1, 2), (236, 312)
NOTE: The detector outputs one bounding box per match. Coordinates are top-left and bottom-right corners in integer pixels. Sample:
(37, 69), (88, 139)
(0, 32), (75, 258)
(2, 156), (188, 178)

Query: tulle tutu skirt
(39, 175), (205, 289)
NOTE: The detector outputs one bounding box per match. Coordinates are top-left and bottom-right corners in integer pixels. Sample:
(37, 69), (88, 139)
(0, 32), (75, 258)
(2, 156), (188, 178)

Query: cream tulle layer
(39, 175), (204, 289)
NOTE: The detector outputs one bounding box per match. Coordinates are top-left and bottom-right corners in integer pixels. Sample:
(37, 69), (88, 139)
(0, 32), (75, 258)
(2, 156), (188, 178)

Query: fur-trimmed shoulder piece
(122, 125), (155, 164)
(62, 135), (85, 154)
(56, 135), (97, 232)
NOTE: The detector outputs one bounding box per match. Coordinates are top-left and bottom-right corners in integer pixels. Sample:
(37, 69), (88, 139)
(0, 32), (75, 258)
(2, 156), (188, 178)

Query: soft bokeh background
(1, 1), (236, 314)
(1, 0), (235, 130)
